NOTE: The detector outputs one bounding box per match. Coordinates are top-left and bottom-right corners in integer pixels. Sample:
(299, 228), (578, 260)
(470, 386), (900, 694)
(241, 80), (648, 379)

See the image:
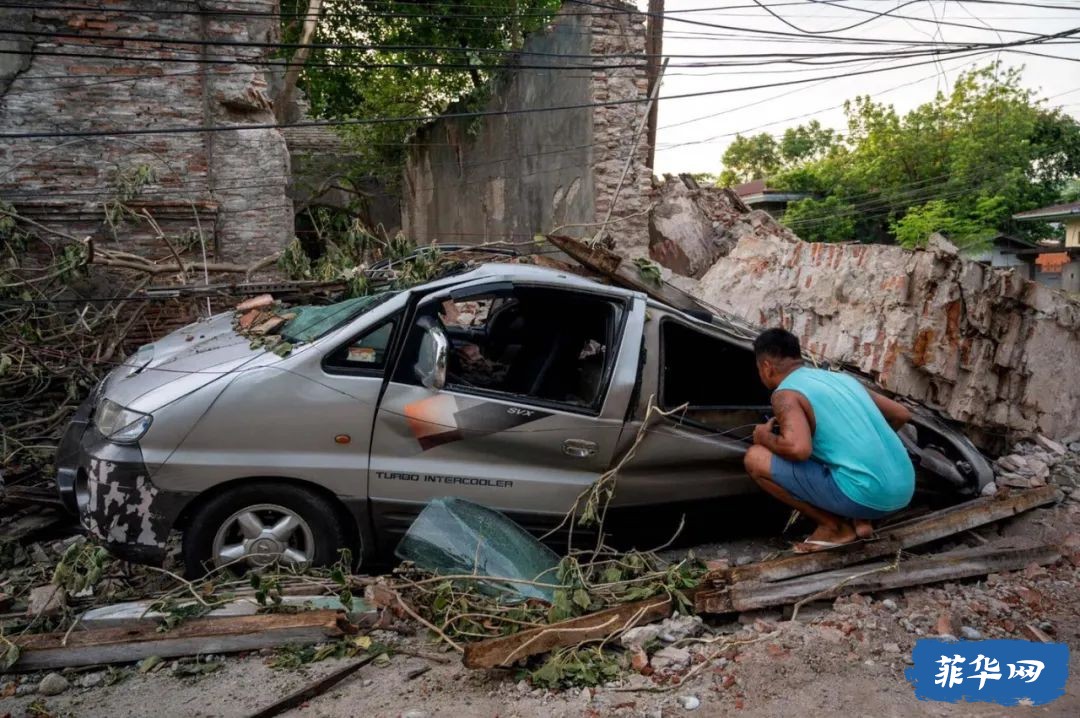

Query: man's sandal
(792, 539), (855, 554)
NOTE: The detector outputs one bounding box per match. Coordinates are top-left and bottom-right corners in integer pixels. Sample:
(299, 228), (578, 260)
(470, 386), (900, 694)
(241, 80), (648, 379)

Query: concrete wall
(401, 3), (651, 256)
(0, 1), (292, 264)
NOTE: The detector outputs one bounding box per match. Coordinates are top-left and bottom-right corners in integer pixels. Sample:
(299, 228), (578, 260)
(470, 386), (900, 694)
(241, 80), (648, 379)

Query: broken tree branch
(462, 594), (674, 669)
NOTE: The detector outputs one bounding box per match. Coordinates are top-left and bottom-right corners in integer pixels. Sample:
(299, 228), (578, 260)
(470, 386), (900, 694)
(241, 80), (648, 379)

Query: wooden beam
(546, 234), (705, 313)
(9, 610), (344, 672)
(714, 487), (1059, 586)
(462, 595), (674, 669)
(697, 541), (1059, 614)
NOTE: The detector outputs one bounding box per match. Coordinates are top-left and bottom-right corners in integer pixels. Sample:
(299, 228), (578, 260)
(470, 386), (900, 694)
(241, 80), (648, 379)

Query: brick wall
(0, 0), (292, 266)
(687, 202), (1080, 449)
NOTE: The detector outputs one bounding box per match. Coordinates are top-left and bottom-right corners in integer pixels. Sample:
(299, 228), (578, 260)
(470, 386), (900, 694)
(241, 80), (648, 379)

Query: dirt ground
(3, 493), (1078, 718)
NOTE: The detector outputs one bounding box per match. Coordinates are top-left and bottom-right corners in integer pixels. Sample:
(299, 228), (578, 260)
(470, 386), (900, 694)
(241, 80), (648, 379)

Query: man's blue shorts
(769, 455), (894, 520)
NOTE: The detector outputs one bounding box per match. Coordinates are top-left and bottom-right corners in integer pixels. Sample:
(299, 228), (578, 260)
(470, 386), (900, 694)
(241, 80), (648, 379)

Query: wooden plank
(462, 595), (674, 669)
(716, 487), (1059, 586)
(9, 610), (344, 672)
(697, 541), (1059, 614)
(546, 234), (705, 313)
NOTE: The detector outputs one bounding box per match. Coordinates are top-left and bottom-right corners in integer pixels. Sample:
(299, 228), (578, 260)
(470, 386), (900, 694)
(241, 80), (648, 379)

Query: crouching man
(744, 328), (915, 553)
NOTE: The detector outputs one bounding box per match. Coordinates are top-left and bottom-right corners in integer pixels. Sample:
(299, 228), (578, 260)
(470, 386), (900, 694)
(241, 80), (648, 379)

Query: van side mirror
(415, 320), (448, 391)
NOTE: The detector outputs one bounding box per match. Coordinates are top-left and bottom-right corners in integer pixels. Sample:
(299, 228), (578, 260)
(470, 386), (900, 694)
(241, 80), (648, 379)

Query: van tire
(182, 482), (352, 578)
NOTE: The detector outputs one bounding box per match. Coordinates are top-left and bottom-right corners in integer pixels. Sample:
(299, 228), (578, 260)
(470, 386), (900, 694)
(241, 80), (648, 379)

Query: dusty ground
(3, 493), (1078, 718)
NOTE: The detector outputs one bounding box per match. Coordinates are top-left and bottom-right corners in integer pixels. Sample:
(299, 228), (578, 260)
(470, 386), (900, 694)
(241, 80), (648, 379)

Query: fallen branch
(247, 652), (376, 718)
(462, 595), (675, 669)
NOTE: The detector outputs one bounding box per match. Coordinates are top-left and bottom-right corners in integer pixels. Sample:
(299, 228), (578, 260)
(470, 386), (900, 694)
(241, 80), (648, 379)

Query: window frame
(394, 284), (628, 417)
(658, 316), (772, 414)
(321, 313), (402, 377)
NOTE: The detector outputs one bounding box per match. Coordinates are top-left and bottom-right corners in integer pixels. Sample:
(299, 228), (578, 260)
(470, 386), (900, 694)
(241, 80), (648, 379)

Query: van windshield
(280, 291), (397, 344)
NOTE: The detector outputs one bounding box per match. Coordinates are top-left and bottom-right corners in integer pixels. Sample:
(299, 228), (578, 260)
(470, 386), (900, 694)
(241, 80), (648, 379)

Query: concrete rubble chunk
(37, 672), (69, 696)
(26, 584), (66, 619)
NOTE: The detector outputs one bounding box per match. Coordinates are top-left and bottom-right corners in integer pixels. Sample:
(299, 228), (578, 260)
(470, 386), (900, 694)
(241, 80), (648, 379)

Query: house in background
(1012, 201), (1080, 293)
(730, 179), (809, 219)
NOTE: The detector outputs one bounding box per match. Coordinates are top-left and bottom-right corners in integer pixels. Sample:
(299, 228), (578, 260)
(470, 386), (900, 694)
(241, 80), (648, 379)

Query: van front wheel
(182, 483), (351, 577)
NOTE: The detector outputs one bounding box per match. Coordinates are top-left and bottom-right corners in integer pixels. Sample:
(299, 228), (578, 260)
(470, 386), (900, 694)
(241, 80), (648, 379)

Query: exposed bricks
(0, 0), (292, 269)
(686, 197), (1080, 449)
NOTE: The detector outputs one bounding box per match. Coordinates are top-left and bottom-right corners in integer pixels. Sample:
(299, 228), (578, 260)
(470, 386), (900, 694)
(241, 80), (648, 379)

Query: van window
(324, 319), (396, 373)
(660, 320), (771, 434)
(398, 287), (621, 412)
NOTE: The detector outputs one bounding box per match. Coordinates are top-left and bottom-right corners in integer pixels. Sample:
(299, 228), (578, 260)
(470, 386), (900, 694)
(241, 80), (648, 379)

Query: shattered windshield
(280, 291), (397, 344)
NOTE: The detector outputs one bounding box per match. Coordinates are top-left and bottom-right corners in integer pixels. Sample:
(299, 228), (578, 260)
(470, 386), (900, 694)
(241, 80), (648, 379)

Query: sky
(644, 0), (1080, 175)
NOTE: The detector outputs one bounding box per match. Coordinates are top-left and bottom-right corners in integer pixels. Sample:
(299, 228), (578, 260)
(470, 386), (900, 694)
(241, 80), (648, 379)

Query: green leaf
(572, 588), (592, 610)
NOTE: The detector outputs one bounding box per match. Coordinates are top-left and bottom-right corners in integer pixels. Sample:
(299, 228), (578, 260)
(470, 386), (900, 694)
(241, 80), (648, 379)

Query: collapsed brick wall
(401, 2), (651, 255)
(664, 187), (1080, 448)
(588, 7), (651, 258)
(0, 0), (292, 264)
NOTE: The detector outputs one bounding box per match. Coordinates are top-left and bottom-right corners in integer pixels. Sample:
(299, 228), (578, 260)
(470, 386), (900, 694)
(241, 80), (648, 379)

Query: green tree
(718, 133), (781, 185)
(761, 65), (1080, 247)
(280, 0), (562, 185)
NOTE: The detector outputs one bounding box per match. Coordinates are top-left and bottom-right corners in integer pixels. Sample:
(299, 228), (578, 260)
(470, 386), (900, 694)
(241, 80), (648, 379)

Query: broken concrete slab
(648, 175), (737, 278)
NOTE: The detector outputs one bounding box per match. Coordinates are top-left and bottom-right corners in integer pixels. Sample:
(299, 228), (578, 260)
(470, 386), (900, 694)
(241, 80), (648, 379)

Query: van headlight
(94, 399), (153, 443)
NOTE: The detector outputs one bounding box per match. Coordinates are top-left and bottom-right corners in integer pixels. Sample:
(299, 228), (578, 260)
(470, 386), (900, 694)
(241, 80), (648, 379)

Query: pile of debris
(644, 176), (1080, 451)
(994, 433), (1080, 495)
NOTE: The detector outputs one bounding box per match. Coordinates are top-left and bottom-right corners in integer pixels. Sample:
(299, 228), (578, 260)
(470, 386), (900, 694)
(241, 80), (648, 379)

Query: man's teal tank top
(777, 367), (914, 512)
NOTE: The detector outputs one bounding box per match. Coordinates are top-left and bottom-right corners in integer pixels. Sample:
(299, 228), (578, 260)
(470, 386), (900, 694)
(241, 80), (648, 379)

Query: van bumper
(57, 411), (187, 566)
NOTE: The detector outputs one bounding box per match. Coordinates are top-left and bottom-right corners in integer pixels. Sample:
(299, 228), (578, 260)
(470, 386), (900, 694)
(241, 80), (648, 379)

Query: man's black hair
(753, 327), (802, 361)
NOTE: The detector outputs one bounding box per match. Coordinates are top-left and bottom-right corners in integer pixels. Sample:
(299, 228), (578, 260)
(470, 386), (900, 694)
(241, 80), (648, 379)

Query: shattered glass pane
(396, 497), (560, 602)
(280, 292), (397, 344)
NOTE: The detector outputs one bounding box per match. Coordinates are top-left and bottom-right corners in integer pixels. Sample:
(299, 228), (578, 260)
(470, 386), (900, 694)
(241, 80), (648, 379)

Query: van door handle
(563, 439), (598, 458)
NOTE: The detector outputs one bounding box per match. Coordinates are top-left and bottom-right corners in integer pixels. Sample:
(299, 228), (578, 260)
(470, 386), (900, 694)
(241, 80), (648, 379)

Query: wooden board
(9, 610), (344, 672)
(714, 486), (1060, 586)
(462, 595), (674, 669)
(698, 541), (1059, 614)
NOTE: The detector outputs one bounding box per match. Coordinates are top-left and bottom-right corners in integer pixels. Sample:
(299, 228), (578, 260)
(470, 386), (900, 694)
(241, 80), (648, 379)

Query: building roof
(731, 179), (808, 206)
(1012, 200), (1080, 222)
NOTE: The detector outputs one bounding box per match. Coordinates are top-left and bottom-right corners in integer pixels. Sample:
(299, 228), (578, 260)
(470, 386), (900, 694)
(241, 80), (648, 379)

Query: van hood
(101, 312), (275, 413)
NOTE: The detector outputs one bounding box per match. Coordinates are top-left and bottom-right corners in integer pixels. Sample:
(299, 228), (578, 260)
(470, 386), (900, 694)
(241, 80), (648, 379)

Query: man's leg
(743, 445), (856, 546)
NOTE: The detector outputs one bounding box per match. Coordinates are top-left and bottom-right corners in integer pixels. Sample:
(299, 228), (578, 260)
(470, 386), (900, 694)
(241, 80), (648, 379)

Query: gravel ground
(3, 493), (1078, 718)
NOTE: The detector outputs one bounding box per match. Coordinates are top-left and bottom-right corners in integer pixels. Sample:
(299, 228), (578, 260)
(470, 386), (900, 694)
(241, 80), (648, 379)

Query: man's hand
(753, 418), (776, 446)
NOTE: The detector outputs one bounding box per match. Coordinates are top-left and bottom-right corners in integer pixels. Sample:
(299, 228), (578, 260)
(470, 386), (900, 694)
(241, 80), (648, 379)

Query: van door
(368, 282), (645, 545)
(611, 314), (771, 509)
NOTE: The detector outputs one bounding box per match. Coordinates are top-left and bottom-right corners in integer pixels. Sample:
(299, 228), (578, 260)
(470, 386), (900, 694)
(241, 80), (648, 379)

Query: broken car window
(280, 291), (398, 344)
(660, 320), (772, 435)
(399, 287), (620, 411)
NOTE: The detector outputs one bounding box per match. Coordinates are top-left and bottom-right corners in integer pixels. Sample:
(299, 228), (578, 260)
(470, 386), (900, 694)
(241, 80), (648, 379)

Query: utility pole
(644, 0), (664, 170)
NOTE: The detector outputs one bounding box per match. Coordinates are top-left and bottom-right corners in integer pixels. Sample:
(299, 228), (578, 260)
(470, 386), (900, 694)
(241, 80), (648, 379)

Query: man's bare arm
(754, 390), (813, 461)
(869, 390), (911, 431)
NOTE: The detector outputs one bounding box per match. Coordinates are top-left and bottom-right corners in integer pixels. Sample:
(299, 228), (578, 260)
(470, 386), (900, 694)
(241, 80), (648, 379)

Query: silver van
(55, 264), (993, 574)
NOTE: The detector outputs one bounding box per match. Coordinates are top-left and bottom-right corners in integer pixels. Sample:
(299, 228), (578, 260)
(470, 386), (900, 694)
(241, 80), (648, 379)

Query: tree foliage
(718, 120), (838, 186)
(280, 0), (562, 184)
(718, 65), (1080, 248)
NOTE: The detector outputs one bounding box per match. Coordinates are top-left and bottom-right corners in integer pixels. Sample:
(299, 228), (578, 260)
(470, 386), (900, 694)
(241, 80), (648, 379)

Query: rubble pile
(994, 433), (1080, 493)
(646, 178), (1080, 450)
